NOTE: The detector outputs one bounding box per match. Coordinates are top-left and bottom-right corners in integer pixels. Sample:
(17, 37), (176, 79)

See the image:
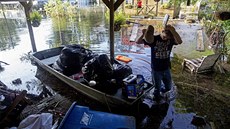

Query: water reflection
(0, 5), (122, 95)
(137, 100), (209, 129)
(137, 101), (170, 129)
(0, 19), (19, 50)
(46, 6), (109, 53)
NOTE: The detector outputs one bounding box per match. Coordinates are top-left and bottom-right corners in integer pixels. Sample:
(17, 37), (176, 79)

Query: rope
(103, 94), (112, 113)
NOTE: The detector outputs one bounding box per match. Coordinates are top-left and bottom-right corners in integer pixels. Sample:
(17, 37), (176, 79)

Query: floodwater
(0, 5), (222, 129)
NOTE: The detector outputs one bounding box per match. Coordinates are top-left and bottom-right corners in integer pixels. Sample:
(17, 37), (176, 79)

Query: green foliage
(114, 12), (126, 25)
(29, 11), (42, 22)
(105, 10), (126, 25)
(125, 4), (133, 9)
(222, 20), (230, 32)
(198, 0), (228, 21)
(44, 0), (76, 18)
(222, 21), (230, 56)
(199, 0), (230, 32)
(191, 0), (199, 5)
(52, 17), (68, 31)
(214, 72), (230, 87)
(200, 1), (207, 7)
(161, 2), (171, 9)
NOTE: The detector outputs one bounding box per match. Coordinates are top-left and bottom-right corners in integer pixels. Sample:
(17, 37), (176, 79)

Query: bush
(161, 3), (171, 9)
(125, 4), (133, 9)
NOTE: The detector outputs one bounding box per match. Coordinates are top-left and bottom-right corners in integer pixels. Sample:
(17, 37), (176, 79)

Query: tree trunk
(187, 0), (191, 6)
(156, 2), (159, 16)
(57, 15), (63, 45)
(173, 0), (181, 19)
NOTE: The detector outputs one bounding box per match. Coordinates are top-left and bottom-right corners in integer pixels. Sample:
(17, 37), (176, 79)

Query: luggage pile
(53, 44), (97, 76)
(53, 44), (146, 97)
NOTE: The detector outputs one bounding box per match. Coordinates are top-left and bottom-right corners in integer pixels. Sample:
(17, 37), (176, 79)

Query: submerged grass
(171, 54), (230, 129)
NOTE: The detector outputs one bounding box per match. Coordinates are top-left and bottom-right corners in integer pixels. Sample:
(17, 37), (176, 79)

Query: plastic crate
(58, 102), (136, 129)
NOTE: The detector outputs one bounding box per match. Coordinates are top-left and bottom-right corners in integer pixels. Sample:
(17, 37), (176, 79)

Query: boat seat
(40, 55), (59, 66)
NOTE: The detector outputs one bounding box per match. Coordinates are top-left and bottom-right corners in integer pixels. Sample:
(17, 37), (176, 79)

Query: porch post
(20, 0), (37, 52)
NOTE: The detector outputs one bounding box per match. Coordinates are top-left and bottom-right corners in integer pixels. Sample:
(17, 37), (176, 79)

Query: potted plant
(105, 11), (126, 31)
(29, 11), (42, 27)
(114, 12), (126, 31)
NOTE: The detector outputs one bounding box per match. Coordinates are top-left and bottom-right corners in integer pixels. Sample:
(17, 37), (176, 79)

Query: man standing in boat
(136, 24), (182, 102)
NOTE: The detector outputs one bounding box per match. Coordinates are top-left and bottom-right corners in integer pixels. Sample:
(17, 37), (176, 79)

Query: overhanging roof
(0, 0), (29, 2)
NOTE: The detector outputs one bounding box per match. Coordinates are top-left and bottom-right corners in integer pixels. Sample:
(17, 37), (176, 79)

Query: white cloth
(18, 113), (53, 129)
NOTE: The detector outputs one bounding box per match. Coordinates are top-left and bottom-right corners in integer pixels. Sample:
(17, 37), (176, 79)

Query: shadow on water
(137, 101), (200, 129)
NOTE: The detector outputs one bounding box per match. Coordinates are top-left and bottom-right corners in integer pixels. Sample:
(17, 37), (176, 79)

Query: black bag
(113, 64), (132, 85)
(55, 44), (97, 76)
(94, 80), (118, 94)
(82, 54), (113, 82)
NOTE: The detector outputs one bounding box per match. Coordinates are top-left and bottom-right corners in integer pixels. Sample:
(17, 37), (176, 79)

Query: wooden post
(110, 0), (115, 63)
(122, 0), (125, 13)
(102, 0), (124, 64)
(156, 1), (158, 16)
(20, 1), (37, 52)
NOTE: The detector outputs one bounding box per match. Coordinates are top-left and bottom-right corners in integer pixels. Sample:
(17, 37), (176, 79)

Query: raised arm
(166, 25), (182, 45)
(136, 28), (146, 44)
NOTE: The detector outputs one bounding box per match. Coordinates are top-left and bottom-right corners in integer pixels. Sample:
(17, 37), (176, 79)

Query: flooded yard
(0, 5), (230, 129)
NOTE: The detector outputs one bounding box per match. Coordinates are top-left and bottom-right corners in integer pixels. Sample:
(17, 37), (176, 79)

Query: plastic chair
(182, 53), (221, 74)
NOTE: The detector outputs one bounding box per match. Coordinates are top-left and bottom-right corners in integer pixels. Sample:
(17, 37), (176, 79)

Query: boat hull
(31, 47), (154, 108)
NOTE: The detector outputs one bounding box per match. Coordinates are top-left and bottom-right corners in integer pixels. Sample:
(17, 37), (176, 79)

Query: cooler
(123, 74), (146, 99)
(58, 102), (136, 129)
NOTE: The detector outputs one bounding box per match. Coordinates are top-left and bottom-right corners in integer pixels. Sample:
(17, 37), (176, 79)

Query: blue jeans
(152, 68), (172, 97)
